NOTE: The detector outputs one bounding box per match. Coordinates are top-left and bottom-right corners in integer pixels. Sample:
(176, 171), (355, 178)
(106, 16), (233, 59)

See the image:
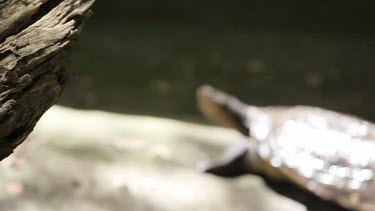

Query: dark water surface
(61, 1), (375, 122)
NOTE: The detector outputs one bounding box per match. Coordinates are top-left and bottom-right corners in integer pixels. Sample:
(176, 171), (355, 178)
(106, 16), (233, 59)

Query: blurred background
(62, 0), (375, 122)
(2, 1), (375, 211)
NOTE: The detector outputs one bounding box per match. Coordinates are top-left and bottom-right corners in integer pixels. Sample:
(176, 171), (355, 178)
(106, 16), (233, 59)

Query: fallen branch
(0, 0), (94, 160)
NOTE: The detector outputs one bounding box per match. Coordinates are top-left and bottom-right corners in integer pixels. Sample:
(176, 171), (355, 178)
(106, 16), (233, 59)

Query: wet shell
(250, 105), (375, 210)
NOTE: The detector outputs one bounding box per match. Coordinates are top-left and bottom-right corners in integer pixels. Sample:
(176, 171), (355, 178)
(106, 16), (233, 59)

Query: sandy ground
(0, 106), (345, 211)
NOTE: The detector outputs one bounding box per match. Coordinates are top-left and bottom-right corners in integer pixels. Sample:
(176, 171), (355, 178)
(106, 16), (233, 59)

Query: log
(0, 0), (94, 160)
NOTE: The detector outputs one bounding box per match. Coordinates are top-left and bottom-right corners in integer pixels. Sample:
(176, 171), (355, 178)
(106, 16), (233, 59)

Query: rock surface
(0, 106), (306, 211)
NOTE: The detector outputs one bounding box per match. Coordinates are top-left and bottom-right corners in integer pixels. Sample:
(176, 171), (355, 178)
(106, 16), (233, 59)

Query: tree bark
(0, 0), (94, 160)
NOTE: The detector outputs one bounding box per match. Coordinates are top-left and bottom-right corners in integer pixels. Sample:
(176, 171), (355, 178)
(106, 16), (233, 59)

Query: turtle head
(196, 85), (250, 136)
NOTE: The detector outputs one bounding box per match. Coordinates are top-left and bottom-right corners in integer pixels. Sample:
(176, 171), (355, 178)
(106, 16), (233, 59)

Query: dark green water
(61, 1), (375, 122)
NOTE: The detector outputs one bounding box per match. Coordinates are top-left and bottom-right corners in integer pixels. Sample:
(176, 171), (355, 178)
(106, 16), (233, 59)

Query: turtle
(196, 85), (375, 211)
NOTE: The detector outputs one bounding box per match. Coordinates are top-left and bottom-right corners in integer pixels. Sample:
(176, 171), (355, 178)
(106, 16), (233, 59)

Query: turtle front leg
(197, 140), (251, 177)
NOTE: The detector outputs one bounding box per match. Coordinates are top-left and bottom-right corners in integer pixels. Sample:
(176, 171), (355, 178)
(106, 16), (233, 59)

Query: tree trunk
(0, 0), (94, 160)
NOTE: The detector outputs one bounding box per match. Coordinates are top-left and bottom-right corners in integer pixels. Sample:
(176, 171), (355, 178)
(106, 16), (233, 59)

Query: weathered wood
(0, 0), (94, 160)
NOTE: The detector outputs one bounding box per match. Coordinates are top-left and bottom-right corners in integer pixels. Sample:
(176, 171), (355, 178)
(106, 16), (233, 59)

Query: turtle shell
(249, 106), (375, 210)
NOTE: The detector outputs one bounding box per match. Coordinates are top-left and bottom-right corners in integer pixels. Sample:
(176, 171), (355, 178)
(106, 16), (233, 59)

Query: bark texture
(0, 0), (94, 160)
